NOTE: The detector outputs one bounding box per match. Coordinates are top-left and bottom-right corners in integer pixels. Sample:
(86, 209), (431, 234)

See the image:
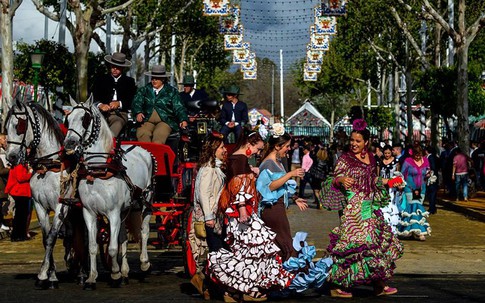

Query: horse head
(5, 98), (41, 165)
(64, 95), (112, 156)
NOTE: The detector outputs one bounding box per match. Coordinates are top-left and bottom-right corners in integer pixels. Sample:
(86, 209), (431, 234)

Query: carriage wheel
(181, 206), (196, 277)
(97, 217), (112, 270)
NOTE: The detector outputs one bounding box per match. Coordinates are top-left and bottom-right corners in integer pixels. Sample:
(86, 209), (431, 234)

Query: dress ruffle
(208, 214), (293, 293)
(397, 196), (431, 237)
(327, 208), (403, 288)
(282, 235), (333, 293)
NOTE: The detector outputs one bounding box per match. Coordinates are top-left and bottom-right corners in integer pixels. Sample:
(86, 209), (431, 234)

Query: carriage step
(153, 210), (184, 217)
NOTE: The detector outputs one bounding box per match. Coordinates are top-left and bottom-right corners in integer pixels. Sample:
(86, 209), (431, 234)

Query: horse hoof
(34, 279), (49, 290)
(83, 282), (96, 291)
(110, 278), (122, 288)
(49, 281), (59, 289)
(122, 277), (129, 285)
(77, 276), (86, 286)
(141, 263), (152, 275)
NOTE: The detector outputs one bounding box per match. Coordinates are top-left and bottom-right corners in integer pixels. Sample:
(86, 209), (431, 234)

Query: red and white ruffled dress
(208, 158), (293, 295)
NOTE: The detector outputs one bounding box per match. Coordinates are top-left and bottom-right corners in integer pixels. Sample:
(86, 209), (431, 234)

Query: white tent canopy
(286, 100), (331, 127)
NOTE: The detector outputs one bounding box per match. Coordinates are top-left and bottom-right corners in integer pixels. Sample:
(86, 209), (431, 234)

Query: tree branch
(367, 39), (406, 74)
(466, 12), (485, 44)
(421, 0), (459, 43)
(101, 0), (136, 15)
(31, 0), (60, 21)
(390, 6), (430, 69)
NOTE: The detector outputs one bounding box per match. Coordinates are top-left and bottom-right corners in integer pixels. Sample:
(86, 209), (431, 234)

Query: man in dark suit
(219, 85), (248, 143)
(179, 75), (208, 117)
(93, 52), (137, 137)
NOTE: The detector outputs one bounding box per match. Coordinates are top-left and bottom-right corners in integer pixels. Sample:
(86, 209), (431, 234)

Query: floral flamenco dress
(207, 155), (293, 297)
(397, 157), (431, 238)
(326, 152), (403, 289)
(257, 159), (333, 293)
(378, 158), (402, 233)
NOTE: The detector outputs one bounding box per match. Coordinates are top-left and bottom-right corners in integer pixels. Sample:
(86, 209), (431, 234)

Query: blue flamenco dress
(257, 159), (332, 293)
(397, 157), (432, 238)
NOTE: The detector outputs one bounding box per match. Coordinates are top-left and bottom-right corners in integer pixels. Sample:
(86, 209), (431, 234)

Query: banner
(304, 70), (318, 81)
(304, 63), (322, 73)
(233, 43), (252, 64)
(219, 6), (241, 34)
(314, 7), (337, 35)
(307, 45), (324, 64)
(243, 70), (257, 80)
(224, 34), (244, 50)
(321, 0), (347, 16)
(203, 0), (231, 16)
(310, 32), (330, 51)
(241, 57), (257, 71)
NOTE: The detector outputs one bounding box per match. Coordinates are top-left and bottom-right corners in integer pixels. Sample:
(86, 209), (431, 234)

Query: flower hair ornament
(270, 123), (286, 138)
(352, 119), (367, 131)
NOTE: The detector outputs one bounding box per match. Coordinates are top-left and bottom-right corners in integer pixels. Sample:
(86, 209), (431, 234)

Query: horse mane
(29, 102), (65, 144)
(90, 103), (113, 152)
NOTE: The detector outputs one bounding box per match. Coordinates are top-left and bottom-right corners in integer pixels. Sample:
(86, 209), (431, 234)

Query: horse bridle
(66, 105), (101, 149)
(7, 102), (41, 154)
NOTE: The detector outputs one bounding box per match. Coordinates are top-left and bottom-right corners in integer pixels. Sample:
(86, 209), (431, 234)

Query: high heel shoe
(330, 288), (352, 298)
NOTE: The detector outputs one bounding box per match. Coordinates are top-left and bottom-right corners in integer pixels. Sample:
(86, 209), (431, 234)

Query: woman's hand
(339, 176), (355, 189)
(292, 168), (305, 178)
(295, 198), (308, 211)
(136, 113), (145, 123)
(238, 206), (249, 223)
(250, 165), (260, 176)
(205, 220), (215, 228)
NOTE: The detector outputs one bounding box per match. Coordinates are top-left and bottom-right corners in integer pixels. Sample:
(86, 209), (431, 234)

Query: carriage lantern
(30, 49), (45, 102)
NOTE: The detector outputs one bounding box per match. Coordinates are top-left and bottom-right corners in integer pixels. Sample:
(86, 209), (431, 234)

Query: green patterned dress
(326, 152), (403, 288)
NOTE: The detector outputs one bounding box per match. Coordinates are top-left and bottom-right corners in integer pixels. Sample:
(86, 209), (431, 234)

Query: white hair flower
(271, 123), (285, 137)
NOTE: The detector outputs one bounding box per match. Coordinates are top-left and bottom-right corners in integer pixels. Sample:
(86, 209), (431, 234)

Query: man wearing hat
(219, 84), (248, 142)
(179, 75), (208, 117)
(92, 52), (137, 137)
(132, 65), (188, 144)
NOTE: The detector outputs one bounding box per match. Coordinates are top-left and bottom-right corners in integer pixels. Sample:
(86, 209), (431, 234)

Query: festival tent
(286, 100), (331, 137)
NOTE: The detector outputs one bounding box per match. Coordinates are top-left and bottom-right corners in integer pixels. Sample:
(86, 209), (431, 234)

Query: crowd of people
(3, 51), (480, 300)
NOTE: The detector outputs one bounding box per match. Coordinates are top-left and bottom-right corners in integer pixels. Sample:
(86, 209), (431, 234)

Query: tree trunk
(74, 29), (92, 102)
(455, 43), (470, 155)
(406, 68), (413, 145)
(0, 7), (14, 126)
(329, 109), (335, 143)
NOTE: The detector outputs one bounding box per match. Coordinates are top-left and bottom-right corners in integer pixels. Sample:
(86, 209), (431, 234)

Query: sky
(12, 0), (321, 69)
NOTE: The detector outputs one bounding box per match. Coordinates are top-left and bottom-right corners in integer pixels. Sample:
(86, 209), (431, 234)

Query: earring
(246, 147), (252, 156)
(360, 148), (367, 159)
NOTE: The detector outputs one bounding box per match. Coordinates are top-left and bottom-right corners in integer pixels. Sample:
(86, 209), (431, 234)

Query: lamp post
(30, 49), (45, 102)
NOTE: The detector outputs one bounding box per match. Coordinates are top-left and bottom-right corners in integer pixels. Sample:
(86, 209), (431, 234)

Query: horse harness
(64, 105), (145, 204)
(7, 102), (63, 175)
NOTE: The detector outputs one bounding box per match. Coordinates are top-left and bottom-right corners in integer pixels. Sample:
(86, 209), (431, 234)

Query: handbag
(194, 221), (207, 238)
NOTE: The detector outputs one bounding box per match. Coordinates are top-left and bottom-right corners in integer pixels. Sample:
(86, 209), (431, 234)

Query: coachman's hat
(144, 65), (171, 78)
(221, 84), (243, 95)
(180, 75), (195, 86)
(104, 52), (132, 67)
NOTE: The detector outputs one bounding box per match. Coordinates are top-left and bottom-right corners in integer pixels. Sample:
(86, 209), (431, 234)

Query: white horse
(63, 96), (153, 290)
(5, 100), (73, 289)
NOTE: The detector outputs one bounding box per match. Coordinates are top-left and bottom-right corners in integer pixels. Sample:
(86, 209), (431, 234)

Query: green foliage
(415, 67), (456, 118)
(367, 106), (395, 130)
(14, 40), (76, 100)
